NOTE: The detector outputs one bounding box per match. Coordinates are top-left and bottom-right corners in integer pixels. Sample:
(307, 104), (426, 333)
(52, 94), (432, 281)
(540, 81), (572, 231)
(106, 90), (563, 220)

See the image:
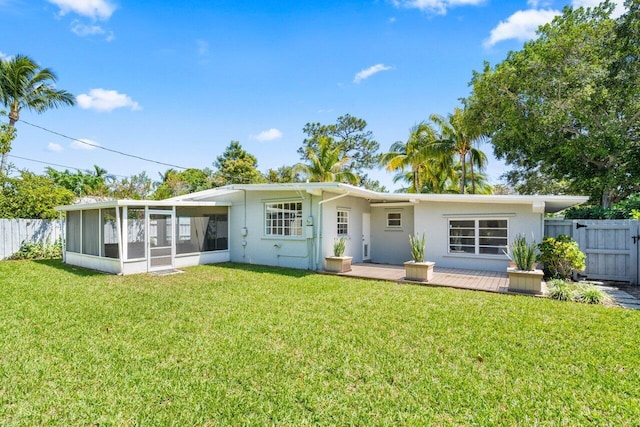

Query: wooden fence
(544, 219), (639, 284)
(0, 219), (62, 260)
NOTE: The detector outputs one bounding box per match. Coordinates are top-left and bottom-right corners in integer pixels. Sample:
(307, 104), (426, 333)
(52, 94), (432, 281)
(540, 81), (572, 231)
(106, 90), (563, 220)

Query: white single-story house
(55, 183), (588, 275)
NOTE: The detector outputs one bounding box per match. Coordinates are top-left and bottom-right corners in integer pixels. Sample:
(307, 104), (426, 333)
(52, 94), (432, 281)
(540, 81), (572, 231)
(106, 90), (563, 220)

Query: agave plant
(409, 233), (426, 263)
(504, 234), (537, 271)
(333, 237), (346, 257)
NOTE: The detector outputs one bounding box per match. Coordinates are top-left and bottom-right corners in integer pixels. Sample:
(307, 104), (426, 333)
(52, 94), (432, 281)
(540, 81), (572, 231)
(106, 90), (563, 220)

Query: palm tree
(294, 135), (358, 184)
(0, 54), (75, 172)
(429, 107), (487, 194)
(381, 123), (439, 193)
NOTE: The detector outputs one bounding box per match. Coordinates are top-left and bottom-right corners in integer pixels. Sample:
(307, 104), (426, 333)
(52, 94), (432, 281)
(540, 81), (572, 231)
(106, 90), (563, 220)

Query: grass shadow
(31, 258), (109, 277)
(212, 262), (317, 279)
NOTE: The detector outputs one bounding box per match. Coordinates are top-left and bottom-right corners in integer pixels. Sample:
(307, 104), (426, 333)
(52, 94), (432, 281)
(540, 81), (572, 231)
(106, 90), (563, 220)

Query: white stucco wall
(209, 190), (318, 270)
(370, 205), (415, 265)
(413, 201), (543, 272)
(319, 193), (371, 265)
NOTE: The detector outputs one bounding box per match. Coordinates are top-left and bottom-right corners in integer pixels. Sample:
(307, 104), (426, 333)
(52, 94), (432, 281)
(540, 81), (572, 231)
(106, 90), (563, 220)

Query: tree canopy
(298, 114), (380, 185)
(213, 141), (266, 186)
(0, 55), (75, 172)
(466, 1), (640, 206)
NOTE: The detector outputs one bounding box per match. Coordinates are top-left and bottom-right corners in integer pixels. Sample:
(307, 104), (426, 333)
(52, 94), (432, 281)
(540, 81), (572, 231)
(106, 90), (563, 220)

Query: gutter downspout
(315, 191), (350, 271)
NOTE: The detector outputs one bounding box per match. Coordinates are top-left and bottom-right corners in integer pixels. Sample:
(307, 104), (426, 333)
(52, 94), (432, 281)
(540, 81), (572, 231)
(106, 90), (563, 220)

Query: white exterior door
(362, 212), (371, 261)
(147, 210), (174, 272)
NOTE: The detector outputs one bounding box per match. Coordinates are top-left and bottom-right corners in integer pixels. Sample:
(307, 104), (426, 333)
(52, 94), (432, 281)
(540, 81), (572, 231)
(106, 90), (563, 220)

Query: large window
(127, 208), (146, 260)
(265, 202), (302, 237)
(82, 209), (100, 256)
(337, 210), (349, 236)
(102, 208), (119, 259)
(175, 207), (228, 254)
(449, 219), (508, 255)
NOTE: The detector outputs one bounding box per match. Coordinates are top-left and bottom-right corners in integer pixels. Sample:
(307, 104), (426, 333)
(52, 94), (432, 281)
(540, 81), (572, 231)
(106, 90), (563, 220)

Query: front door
(362, 212), (371, 261)
(147, 210), (174, 271)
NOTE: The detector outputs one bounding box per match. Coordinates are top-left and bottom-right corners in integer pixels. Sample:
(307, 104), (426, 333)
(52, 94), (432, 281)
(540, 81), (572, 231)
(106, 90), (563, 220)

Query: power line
(20, 119), (190, 170)
(7, 154), (128, 178)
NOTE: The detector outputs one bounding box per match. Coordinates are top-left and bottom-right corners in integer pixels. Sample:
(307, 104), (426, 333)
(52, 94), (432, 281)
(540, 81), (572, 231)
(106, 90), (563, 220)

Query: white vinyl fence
(544, 219), (640, 285)
(0, 219), (63, 260)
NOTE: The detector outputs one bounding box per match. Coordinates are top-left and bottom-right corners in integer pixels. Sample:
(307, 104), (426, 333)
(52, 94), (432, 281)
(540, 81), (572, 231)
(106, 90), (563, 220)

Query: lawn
(0, 260), (638, 425)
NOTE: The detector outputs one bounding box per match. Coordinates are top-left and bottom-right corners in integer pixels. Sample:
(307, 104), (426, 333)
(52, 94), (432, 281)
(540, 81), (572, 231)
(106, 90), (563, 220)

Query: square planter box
(404, 261), (435, 282)
(507, 268), (544, 294)
(325, 256), (353, 273)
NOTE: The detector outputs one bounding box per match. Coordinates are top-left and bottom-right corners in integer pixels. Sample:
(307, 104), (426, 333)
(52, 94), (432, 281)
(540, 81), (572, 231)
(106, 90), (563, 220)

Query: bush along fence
(0, 219), (63, 260)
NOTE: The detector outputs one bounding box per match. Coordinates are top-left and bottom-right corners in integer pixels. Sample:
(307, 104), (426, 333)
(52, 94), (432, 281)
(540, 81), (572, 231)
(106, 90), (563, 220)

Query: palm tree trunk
(469, 152), (476, 194)
(413, 167), (420, 193)
(459, 153), (466, 194)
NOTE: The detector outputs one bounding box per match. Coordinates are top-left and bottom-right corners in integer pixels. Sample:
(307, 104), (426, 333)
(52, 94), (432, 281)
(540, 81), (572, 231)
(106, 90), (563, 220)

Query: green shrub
(333, 237), (346, 257)
(547, 279), (577, 301)
(409, 233), (426, 263)
(564, 194), (640, 219)
(575, 283), (610, 304)
(505, 234), (537, 271)
(8, 240), (63, 260)
(547, 280), (609, 305)
(538, 235), (586, 279)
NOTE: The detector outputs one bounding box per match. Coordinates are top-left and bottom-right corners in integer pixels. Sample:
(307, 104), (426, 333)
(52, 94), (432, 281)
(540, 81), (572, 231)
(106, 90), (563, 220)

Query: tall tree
(153, 168), (214, 199)
(294, 136), (359, 184)
(110, 172), (155, 200)
(298, 114), (380, 185)
(0, 55), (75, 172)
(213, 141), (266, 185)
(429, 107), (487, 194)
(466, 1), (640, 206)
(381, 123), (445, 193)
(265, 165), (303, 183)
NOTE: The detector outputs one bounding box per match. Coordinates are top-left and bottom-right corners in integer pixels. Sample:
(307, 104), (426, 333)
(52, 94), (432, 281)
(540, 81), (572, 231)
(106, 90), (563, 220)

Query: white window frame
(387, 211), (402, 228)
(337, 210), (349, 236)
(448, 218), (509, 256)
(264, 201), (303, 237)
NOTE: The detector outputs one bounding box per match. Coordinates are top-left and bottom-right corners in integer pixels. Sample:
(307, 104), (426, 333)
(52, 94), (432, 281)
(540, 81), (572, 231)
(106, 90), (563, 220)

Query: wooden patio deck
(332, 263), (510, 293)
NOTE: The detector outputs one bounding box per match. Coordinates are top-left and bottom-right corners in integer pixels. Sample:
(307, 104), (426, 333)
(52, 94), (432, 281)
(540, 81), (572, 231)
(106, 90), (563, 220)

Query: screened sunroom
(56, 200), (231, 275)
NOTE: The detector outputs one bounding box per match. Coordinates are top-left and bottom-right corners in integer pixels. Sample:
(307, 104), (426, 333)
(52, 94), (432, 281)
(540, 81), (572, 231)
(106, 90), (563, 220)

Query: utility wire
(20, 119), (190, 170)
(7, 154), (128, 178)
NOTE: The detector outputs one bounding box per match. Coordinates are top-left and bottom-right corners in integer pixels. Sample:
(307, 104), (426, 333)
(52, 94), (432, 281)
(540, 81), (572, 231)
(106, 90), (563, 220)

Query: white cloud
(196, 39), (209, 56)
(47, 0), (116, 20)
(484, 9), (559, 48)
(0, 51), (10, 60)
(353, 64), (393, 84)
(47, 142), (63, 152)
(252, 128), (283, 142)
(572, 0), (625, 18)
(70, 138), (100, 150)
(71, 21), (105, 36)
(76, 89), (142, 112)
(391, 0), (484, 15)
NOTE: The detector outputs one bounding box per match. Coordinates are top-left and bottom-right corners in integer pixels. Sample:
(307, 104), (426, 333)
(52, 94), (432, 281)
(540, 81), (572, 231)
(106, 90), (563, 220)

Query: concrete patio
(331, 263), (510, 293)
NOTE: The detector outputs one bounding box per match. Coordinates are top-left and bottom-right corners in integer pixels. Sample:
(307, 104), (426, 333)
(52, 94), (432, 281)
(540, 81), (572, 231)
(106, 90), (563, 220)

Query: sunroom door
(147, 210), (174, 271)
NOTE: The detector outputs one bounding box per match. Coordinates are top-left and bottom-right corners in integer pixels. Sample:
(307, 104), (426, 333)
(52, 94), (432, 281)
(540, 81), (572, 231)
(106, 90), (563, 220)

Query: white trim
(386, 211), (403, 228)
(264, 200), (304, 238)
(336, 209), (349, 237)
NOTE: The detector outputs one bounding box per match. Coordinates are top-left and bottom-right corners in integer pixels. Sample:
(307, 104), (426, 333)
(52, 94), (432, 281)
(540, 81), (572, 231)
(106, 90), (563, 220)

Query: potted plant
(404, 233), (435, 282)
(504, 234), (544, 294)
(325, 237), (353, 273)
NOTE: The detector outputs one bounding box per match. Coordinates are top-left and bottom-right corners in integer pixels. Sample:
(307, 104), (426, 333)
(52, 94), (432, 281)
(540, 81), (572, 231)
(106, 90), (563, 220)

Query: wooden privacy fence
(544, 219), (640, 285)
(0, 219), (63, 260)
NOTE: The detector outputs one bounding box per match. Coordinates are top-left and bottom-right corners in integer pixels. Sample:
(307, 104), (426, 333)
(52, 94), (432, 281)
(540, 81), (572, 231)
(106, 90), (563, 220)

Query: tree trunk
(459, 153), (466, 194)
(413, 167), (420, 193)
(469, 152), (476, 194)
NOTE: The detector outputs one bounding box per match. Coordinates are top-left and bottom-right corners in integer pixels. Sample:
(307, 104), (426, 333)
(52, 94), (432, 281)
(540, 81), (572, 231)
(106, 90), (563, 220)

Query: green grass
(1, 260), (639, 425)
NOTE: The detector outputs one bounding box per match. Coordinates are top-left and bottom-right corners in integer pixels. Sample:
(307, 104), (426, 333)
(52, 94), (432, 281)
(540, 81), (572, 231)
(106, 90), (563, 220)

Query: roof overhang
(160, 182), (589, 214)
(55, 199), (231, 212)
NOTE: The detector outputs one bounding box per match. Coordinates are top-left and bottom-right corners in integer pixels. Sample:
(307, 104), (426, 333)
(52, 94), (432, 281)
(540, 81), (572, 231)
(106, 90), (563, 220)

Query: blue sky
(0, 0), (625, 189)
